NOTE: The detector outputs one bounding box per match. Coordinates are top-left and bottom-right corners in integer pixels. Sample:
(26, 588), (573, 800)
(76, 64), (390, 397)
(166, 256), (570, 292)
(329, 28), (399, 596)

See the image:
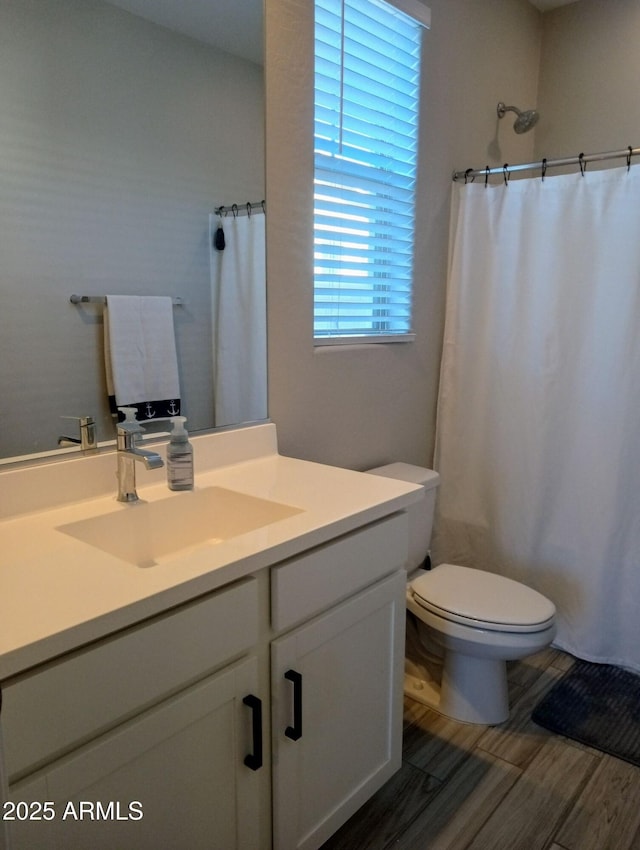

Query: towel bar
(70, 295), (185, 306)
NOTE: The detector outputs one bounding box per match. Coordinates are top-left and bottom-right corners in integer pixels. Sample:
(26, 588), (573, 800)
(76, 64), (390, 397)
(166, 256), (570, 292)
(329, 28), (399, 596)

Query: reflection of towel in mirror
(104, 295), (181, 421)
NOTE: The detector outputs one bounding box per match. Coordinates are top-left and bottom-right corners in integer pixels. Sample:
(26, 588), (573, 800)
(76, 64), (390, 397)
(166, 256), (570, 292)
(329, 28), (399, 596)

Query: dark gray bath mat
(532, 659), (640, 767)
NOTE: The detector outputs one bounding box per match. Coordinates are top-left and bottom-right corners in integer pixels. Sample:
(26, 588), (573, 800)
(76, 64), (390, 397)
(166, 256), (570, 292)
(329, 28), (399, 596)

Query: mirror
(0, 0), (265, 463)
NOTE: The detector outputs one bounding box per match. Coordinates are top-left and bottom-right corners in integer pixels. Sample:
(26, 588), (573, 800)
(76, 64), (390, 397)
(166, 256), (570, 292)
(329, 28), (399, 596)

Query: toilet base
(404, 652), (509, 725)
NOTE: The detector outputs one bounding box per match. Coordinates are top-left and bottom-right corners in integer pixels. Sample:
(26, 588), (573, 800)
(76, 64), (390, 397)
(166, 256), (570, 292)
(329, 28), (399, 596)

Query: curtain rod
(452, 146), (640, 183)
(214, 199), (265, 217)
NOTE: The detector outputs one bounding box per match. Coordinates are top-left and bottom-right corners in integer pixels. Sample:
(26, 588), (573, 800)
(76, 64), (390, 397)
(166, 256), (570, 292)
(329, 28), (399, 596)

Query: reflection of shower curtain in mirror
(434, 166), (640, 673)
(209, 212), (267, 427)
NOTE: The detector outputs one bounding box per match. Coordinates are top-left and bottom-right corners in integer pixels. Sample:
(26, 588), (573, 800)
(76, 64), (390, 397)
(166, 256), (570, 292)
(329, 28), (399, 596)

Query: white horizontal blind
(314, 0), (424, 342)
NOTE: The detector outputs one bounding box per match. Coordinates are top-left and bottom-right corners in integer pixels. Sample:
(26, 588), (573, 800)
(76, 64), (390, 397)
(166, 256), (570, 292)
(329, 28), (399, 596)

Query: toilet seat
(410, 564), (556, 634)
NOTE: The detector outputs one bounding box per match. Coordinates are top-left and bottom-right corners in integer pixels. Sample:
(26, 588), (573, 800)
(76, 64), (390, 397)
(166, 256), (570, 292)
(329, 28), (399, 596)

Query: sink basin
(57, 486), (304, 567)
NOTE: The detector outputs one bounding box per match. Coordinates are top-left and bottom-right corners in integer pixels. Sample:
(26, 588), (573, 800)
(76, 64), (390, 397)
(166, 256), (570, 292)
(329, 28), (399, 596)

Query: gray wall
(0, 0), (264, 457)
(265, 0), (541, 470)
(536, 0), (640, 157)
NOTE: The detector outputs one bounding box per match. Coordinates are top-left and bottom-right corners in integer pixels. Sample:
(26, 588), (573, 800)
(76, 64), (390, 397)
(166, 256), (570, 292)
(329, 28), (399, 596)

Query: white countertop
(0, 424), (422, 680)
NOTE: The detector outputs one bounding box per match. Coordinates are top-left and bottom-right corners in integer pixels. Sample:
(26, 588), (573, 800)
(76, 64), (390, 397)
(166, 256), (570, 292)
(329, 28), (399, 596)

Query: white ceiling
(105, 0), (577, 64)
(105, 0), (263, 64)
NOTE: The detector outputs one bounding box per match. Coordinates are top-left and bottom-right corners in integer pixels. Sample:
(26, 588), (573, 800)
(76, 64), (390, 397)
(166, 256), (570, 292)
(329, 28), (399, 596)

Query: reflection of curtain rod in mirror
(69, 295), (185, 306)
(215, 200), (266, 217)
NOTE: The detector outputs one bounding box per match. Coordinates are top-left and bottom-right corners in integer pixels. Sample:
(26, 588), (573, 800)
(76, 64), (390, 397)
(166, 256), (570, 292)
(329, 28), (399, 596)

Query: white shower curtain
(433, 165), (640, 672)
(209, 211), (267, 428)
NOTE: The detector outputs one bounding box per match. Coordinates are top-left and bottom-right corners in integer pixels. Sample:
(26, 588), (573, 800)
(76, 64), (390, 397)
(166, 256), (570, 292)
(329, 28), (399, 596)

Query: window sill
(314, 334), (416, 349)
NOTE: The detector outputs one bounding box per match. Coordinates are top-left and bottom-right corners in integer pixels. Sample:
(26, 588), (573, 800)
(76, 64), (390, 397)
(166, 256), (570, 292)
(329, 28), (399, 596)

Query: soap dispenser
(167, 416), (194, 491)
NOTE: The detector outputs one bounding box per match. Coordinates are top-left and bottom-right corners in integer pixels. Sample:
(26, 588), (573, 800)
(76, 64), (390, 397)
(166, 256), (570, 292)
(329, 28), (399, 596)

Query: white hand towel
(104, 295), (181, 421)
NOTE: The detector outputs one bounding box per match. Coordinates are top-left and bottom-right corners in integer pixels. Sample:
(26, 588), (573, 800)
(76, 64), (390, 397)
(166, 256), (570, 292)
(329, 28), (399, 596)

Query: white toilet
(367, 463), (556, 725)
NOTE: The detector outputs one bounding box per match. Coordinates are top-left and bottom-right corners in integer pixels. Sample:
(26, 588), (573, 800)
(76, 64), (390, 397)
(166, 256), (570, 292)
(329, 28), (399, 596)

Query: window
(314, 0), (429, 343)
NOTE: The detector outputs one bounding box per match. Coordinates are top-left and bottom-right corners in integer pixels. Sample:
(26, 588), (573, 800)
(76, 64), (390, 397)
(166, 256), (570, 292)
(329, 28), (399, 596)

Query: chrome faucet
(116, 418), (164, 503)
(58, 416), (98, 452)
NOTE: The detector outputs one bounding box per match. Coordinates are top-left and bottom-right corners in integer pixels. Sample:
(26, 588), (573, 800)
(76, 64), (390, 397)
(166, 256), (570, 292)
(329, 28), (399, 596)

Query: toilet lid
(410, 564), (556, 634)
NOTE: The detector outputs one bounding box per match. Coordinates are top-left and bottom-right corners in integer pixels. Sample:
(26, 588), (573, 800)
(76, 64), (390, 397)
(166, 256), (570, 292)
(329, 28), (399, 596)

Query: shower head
(497, 101), (539, 134)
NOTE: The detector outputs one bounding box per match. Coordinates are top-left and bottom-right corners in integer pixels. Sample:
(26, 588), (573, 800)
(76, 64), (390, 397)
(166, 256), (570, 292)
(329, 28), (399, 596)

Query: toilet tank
(366, 463), (440, 570)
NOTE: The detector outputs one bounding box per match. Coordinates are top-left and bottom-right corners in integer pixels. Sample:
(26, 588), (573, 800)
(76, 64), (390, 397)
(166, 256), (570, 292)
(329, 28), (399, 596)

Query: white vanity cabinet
(270, 514), (407, 850)
(7, 658), (262, 850)
(0, 512), (409, 850)
(1, 577), (266, 850)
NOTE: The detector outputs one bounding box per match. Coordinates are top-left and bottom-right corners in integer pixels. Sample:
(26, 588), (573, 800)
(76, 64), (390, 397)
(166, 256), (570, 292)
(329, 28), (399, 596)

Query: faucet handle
(59, 415), (97, 451)
(117, 408), (144, 431)
(117, 407), (144, 449)
(118, 407), (140, 426)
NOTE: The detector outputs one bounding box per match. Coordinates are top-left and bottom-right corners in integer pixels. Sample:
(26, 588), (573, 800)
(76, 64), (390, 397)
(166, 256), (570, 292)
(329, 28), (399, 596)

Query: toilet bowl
(367, 463), (556, 725)
(407, 563), (556, 724)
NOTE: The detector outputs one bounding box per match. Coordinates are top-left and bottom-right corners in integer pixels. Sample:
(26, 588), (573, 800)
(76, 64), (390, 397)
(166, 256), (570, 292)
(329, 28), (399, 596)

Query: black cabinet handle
(243, 694), (263, 770)
(284, 669), (303, 741)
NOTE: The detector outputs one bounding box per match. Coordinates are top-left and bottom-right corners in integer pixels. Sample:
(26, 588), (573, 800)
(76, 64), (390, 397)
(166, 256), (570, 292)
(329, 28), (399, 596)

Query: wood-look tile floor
(321, 649), (640, 850)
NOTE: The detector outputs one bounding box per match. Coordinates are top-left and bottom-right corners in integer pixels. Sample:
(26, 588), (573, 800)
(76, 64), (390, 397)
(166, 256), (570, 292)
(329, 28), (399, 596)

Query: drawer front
(271, 513), (408, 632)
(2, 577), (258, 782)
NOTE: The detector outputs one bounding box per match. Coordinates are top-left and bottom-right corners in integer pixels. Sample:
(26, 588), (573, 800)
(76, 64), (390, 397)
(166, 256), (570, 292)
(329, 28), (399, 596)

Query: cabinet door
(8, 657), (266, 850)
(271, 571), (405, 850)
